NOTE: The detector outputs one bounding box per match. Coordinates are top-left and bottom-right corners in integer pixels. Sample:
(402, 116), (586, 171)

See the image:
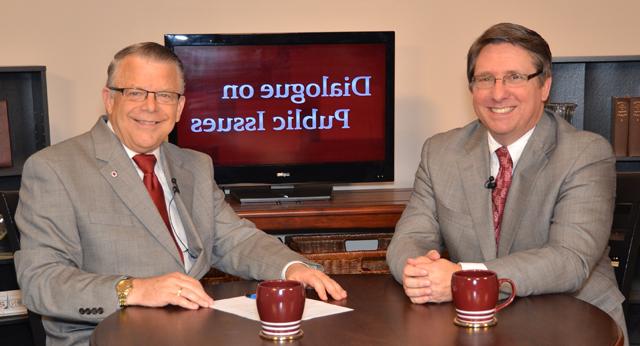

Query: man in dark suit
(14, 42), (346, 345)
(386, 22), (627, 342)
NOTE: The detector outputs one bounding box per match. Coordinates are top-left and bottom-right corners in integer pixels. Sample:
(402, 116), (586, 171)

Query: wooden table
(90, 274), (623, 346)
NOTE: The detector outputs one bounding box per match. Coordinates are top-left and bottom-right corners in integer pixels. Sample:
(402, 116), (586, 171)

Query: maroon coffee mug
(256, 280), (305, 340)
(451, 270), (516, 328)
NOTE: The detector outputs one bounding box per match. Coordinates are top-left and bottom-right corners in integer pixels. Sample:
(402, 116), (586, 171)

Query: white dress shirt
(107, 121), (194, 272)
(460, 127), (535, 270)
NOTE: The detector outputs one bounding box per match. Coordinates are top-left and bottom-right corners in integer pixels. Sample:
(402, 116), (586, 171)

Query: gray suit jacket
(14, 117), (310, 345)
(387, 112), (624, 324)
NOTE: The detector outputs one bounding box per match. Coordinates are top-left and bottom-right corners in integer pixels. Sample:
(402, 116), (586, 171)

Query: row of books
(612, 96), (640, 157)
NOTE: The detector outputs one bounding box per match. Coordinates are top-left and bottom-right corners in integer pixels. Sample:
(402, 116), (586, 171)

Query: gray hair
(106, 42), (185, 92)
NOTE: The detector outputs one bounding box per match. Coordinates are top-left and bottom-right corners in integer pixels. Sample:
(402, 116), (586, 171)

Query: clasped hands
(402, 250), (461, 304)
(125, 263), (347, 309)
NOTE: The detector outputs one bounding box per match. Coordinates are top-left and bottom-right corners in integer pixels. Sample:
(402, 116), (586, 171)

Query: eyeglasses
(471, 70), (543, 89)
(108, 87), (183, 105)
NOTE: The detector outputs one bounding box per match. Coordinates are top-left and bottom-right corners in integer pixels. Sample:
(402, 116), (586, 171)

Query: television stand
(229, 184), (333, 204)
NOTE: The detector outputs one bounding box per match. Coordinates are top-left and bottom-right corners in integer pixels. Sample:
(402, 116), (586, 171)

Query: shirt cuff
(281, 261), (308, 279)
(459, 262), (488, 270)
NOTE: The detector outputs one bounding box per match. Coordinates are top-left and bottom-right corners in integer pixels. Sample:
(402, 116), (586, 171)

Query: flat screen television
(164, 31), (394, 202)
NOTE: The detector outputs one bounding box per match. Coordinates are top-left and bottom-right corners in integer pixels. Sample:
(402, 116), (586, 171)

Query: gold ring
(177, 287), (183, 297)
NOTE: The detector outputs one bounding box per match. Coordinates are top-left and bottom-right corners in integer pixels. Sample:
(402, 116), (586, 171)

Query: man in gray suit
(14, 42), (347, 345)
(387, 22), (627, 342)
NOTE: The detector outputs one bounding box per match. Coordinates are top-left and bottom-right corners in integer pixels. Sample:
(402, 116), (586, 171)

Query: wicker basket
(285, 233), (393, 274)
(303, 250), (389, 274)
(285, 233), (393, 253)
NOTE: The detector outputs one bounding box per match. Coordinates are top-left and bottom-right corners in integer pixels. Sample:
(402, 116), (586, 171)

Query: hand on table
(285, 263), (348, 301)
(402, 250), (461, 304)
(127, 272), (214, 309)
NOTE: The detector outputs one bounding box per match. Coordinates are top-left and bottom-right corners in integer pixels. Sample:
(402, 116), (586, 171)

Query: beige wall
(2, 0), (639, 188)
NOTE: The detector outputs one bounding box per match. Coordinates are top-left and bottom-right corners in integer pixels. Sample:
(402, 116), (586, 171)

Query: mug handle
(495, 278), (516, 312)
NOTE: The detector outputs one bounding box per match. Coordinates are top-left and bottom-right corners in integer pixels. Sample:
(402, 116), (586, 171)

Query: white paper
(212, 296), (353, 321)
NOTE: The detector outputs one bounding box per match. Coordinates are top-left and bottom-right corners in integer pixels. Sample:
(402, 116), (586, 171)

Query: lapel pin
(111, 170), (118, 177)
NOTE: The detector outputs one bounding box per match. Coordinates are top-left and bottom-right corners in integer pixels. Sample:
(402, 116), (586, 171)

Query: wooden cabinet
(202, 188), (412, 280)
(0, 256), (34, 346)
(228, 188), (411, 234)
(0, 191), (39, 346)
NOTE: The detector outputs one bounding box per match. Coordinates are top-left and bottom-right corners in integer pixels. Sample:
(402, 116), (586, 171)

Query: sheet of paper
(212, 296), (353, 321)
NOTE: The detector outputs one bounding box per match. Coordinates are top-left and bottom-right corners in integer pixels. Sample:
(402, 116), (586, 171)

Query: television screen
(165, 32), (394, 199)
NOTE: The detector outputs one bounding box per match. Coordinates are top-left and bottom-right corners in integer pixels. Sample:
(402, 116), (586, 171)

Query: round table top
(91, 274), (623, 346)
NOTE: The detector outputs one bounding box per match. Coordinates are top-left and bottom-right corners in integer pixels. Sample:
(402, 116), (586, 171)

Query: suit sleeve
(14, 155), (122, 324)
(197, 157), (312, 280)
(387, 138), (444, 283)
(485, 136), (616, 296)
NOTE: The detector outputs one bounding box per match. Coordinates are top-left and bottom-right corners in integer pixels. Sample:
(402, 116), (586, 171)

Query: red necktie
(132, 154), (184, 264)
(492, 147), (513, 248)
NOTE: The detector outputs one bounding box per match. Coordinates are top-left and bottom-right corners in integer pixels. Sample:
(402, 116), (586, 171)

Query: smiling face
(471, 43), (551, 146)
(102, 55), (185, 153)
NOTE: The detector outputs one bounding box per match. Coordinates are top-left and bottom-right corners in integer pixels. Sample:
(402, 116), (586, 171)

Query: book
(0, 100), (12, 168)
(629, 97), (640, 156)
(611, 96), (630, 157)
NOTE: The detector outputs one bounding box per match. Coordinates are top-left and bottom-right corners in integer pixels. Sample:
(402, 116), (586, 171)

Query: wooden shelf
(550, 56), (640, 172)
(617, 157), (640, 172)
(202, 188), (413, 281)
(551, 55), (640, 135)
(0, 254), (14, 265)
(0, 313), (28, 327)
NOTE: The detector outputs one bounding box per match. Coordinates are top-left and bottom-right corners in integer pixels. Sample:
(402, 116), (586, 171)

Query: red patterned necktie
(492, 146), (513, 248)
(132, 154), (184, 264)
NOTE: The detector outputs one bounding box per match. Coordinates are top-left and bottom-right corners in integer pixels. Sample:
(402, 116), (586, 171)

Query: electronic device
(165, 31), (394, 202)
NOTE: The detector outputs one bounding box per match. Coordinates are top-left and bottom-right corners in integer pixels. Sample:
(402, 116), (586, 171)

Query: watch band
(116, 277), (133, 308)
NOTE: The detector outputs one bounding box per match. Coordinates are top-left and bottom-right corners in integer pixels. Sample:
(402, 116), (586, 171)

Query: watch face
(117, 279), (132, 293)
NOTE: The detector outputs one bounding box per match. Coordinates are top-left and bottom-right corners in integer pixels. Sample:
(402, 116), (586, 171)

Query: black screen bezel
(164, 31), (394, 186)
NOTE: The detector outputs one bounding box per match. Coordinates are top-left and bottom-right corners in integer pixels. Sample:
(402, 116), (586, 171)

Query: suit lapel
(498, 113), (555, 256)
(91, 117), (183, 266)
(160, 145), (206, 275)
(457, 124), (496, 261)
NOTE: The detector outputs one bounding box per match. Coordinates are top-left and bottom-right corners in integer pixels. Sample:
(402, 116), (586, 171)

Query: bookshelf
(550, 56), (640, 171)
(0, 66), (50, 191)
(0, 191), (41, 346)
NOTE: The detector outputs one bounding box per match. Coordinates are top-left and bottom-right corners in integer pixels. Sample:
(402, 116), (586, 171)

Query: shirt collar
(106, 120), (161, 161)
(487, 127), (535, 169)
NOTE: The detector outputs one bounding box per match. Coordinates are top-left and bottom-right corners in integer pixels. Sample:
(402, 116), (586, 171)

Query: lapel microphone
(484, 176), (496, 190)
(185, 248), (199, 260)
(171, 178), (180, 194)
(166, 183), (199, 260)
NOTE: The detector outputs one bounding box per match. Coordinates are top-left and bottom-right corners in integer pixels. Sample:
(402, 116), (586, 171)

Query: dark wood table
(91, 274), (623, 346)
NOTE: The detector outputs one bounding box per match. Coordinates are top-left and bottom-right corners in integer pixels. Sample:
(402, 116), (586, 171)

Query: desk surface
(91, 274), (623, 346)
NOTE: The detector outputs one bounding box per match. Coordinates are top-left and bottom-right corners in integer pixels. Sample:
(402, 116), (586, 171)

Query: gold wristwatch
(116, 277), (133, 308)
